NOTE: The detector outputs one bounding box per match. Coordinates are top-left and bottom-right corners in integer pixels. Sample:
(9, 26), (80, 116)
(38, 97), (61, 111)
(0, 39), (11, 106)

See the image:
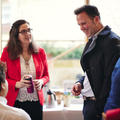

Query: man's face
(1, 80), (8, 97)
(76, 12), (98, 38)
(3, 80), (8, 97)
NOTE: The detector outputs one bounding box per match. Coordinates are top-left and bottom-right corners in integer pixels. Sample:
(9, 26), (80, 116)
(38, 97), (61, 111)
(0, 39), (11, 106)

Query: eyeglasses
(19, 28), (32, 35)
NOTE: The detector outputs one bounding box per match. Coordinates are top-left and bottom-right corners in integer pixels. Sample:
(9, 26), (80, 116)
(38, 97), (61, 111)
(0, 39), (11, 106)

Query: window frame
(0, 1), (2, 56)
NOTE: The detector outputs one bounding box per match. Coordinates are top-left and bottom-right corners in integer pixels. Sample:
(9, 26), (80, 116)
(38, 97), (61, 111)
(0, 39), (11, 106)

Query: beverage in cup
(24, 75), (34, 93)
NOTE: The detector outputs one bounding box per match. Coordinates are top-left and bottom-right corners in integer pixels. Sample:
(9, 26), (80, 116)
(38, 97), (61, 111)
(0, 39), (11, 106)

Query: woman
(1, 19), (50, 120)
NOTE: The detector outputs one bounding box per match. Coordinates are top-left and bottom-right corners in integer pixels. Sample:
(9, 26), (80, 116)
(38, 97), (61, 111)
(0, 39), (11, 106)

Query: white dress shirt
(81, 72), (94, 97)
(0, 96), (31, 120)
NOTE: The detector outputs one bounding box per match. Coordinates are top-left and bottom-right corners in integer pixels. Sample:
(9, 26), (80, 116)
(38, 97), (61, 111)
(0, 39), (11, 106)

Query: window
(1, 0), (120, 105)
(1, 0), (85, 90)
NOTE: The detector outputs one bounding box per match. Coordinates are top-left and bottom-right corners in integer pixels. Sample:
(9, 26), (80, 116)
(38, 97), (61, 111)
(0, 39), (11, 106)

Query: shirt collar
(88, 26), (105, 40)
(0, 96), (7, 105)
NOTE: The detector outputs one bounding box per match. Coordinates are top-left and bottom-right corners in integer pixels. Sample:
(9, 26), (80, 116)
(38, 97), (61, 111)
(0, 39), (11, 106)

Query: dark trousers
(83, 100), (102, 120)
(14, 100), (43, 120)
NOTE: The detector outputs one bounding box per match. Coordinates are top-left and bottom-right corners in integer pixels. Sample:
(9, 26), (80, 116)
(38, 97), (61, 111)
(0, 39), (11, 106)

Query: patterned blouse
(16, 55), (39, 102)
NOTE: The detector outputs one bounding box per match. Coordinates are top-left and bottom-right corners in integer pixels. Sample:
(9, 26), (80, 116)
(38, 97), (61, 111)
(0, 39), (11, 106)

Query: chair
(102, 108), (120, 120)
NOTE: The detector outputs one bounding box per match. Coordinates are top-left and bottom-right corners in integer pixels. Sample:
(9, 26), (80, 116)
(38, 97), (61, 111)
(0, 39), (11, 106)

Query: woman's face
(18, 23), (32, 46)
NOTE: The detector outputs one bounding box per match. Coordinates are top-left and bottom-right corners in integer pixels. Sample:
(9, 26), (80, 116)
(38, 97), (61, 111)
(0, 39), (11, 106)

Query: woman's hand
(33, 79), (43, 90)
(15, 75), (31, 89)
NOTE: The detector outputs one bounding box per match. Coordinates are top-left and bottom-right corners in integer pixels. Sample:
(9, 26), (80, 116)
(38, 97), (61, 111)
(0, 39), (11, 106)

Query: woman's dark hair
(7, 19), (38, 60)
(74, 5), (100, 19)
(0, 61), (6, 91)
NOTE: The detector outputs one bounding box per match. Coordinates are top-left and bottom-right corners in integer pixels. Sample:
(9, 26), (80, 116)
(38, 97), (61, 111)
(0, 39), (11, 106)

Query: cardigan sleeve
(38, 48), (50, 86)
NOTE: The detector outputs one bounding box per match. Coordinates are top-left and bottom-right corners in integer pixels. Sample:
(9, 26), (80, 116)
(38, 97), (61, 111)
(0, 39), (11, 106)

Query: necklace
(22, 54), (31, 66)
(25, 60), (29, 66)
(22, 56), (31, 74)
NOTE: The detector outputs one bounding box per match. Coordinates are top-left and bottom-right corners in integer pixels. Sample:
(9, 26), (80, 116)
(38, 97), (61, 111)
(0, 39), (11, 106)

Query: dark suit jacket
(1, 47), (49, 106)
(80, 26), (120, 113)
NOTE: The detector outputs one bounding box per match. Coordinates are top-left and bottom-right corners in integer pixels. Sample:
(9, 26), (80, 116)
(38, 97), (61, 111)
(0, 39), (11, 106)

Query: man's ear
(1, 83), (6, 91)
(0, 83), (6, 97)
(94, 16), (100, 24)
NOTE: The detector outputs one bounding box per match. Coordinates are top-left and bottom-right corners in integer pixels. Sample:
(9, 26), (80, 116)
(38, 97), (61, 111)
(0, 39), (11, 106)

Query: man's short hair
(0, 61), (6, 91)
(74, 5), (100, 19)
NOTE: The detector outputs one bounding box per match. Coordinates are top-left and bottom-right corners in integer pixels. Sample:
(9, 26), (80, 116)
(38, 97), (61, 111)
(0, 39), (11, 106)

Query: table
(43, 103), (83, 120)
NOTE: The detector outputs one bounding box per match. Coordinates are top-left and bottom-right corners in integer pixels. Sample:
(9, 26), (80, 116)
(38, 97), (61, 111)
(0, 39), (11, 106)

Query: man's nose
(80, 25), (84, 31)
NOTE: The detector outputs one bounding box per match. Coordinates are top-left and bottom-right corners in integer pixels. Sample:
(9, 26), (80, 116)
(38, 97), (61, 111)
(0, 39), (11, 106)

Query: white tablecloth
(43, 103), (83, 120)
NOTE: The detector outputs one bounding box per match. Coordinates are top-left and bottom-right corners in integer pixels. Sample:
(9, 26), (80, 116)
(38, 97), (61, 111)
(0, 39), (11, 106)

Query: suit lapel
(80, 38), (97, 70)
(84, 38), (96, 56)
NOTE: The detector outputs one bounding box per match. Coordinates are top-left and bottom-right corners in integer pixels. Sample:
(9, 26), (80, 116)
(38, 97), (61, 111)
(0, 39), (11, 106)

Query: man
(0, 61), (31, 120)
(72, 5), (120, 120)
(104, 58), (120, 112)
(102, 58), (120, 120)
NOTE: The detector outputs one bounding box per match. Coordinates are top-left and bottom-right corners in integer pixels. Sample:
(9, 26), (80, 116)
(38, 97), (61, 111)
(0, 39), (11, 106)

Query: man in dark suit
(104, 58), (120, 112)
(72, 5), (120, 120)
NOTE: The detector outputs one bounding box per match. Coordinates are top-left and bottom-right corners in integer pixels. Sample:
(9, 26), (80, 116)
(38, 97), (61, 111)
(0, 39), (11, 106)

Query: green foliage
(41, 44), (84, 59)
(62, 46), (84, 59)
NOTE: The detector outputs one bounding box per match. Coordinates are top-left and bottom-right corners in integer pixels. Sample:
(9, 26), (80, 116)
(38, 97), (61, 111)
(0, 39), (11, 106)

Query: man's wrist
(75, 81), (83, 89)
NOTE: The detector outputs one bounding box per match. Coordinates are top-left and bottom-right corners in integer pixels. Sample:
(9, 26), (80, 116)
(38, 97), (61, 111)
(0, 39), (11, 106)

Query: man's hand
(71, 83), (82, 96)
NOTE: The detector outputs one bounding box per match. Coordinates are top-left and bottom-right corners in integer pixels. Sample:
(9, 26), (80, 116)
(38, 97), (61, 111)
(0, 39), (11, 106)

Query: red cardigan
(1, 47), (49, 106)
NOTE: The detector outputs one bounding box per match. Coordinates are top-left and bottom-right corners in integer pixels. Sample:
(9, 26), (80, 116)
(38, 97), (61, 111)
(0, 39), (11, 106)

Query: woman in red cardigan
(1, 19), (50, 120)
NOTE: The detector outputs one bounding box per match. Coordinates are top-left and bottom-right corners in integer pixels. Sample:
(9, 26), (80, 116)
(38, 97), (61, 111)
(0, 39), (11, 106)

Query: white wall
(4, 0), (85, 41)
